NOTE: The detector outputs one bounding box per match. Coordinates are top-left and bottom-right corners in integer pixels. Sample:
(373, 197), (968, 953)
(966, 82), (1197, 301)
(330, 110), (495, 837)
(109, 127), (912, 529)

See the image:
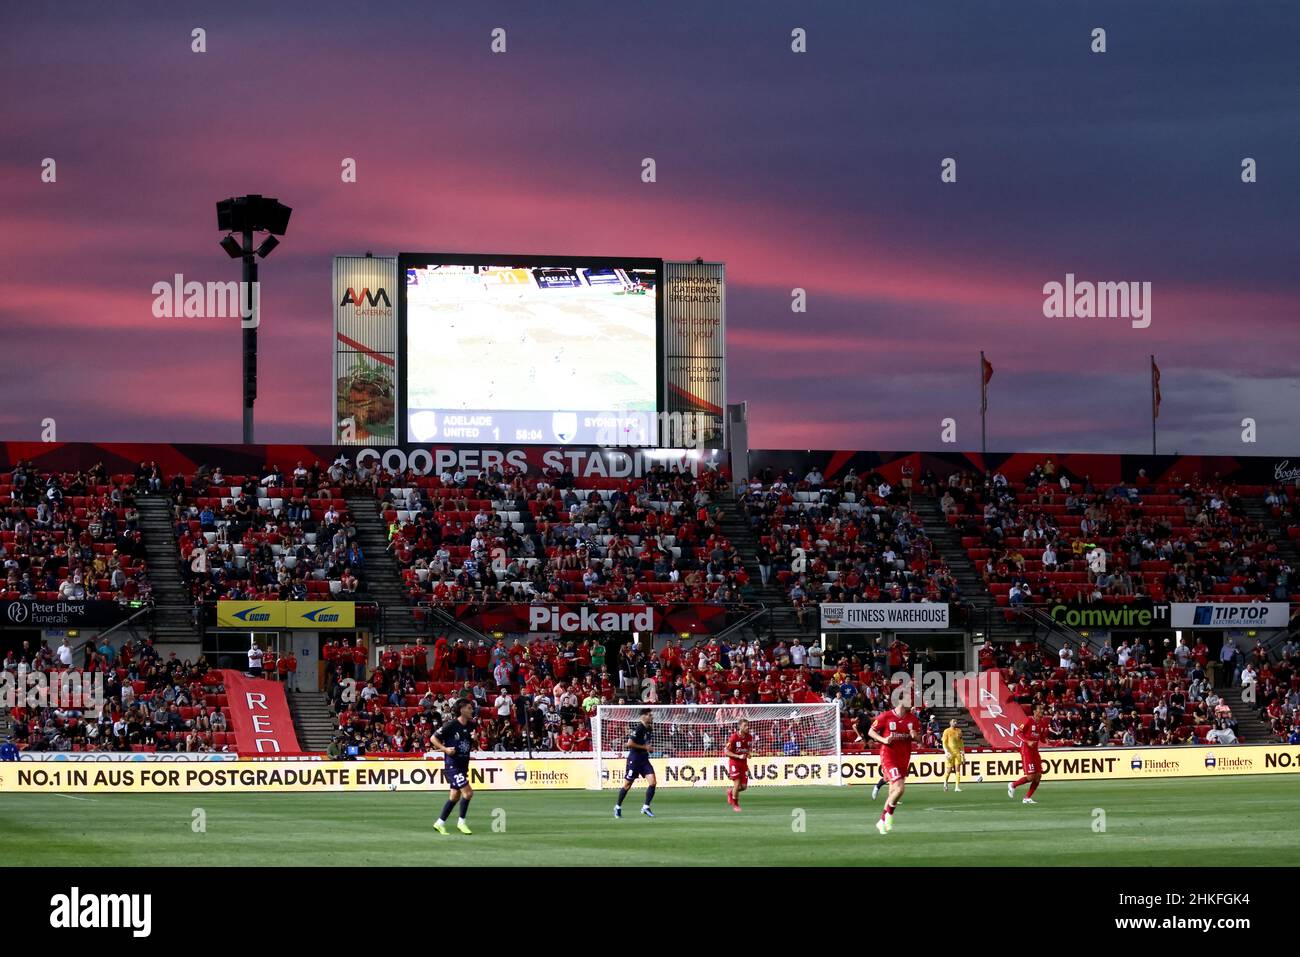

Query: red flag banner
(981, 355), (993, 413)
(1151, 357), (1162, 419)
(220, 670), (302, 756)
(956, 672), (1033, 750)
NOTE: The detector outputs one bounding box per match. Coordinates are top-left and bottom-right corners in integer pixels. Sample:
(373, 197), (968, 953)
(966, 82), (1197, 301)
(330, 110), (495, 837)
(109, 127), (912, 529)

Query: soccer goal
(589, 703), (842, 789)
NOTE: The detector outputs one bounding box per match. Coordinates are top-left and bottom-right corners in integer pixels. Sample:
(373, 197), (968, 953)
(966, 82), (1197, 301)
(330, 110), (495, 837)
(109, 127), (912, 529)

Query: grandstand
(4, 447), (1296, 754)
(4, 653), (243, 754)
(1, 462), (151, 605)
(379, 463), (740, 611)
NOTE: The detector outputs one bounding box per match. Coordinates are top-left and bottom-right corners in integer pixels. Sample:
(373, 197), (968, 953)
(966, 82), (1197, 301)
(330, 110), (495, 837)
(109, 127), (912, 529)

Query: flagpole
(980, 351), (987, 455)
(1150, 354), (1157, 455)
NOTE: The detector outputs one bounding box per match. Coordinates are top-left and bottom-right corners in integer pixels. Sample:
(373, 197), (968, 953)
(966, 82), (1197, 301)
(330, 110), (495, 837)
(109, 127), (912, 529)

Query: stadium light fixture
(215, 194), (292, 444)
(216, 194), (292, 235)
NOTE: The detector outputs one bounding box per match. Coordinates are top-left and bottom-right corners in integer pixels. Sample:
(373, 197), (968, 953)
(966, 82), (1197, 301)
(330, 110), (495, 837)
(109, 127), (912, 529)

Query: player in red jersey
(724, 718), (753, 812)
(867, 700), (922, 834)
(1009, 704), (1045, 804)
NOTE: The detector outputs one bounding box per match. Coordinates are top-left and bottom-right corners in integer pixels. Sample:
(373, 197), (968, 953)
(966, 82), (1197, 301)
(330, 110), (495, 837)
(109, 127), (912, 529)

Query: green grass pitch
(2, 776), (1296, 866)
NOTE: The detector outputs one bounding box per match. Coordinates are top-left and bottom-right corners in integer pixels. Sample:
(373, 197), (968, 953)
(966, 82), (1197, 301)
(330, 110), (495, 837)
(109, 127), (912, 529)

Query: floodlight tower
(216, 194), (292, 444)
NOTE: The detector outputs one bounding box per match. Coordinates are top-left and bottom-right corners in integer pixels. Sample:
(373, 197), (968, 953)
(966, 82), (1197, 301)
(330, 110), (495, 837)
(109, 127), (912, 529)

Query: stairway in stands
(342, 490), (422, 642)
(136, 494), (202, 648)
(931, 705), (989, 747)
(1223, 685), (1274, 743)
(1241, 494), (1300, 570)
(718, 487), (808, 645)
(912, 493), (1038, 647)
(286, 690), (336, 752)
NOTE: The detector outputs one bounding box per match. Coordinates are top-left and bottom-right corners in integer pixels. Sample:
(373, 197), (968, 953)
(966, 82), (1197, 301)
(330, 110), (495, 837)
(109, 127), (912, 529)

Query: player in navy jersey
(431, 699), (476, 834)
(614, 709), (657, 818)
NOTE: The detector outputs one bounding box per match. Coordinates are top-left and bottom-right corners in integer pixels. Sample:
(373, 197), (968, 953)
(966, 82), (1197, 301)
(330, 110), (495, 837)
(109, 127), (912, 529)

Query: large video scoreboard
(332, 253), (725, 448)
(400, 253), (660, 446)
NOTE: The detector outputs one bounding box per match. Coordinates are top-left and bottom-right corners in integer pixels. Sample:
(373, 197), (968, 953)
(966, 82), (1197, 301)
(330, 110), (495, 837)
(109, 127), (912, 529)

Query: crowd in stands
(945, 462), (1294, 609)
(6, 626), (1291, 758)
(375, 462), (754, 614)
(1242, 635), (1300, 743)
(979, 630), (1300, 746)
(739, 465), (963, 627)
(1, 461), (151, 602)
(321, 632), (941, 756)
(5, 454), (1297, 758)
(2, 634), (239, 753)
(1267, 482), (1300, 552)
(173, 457), (371, 605)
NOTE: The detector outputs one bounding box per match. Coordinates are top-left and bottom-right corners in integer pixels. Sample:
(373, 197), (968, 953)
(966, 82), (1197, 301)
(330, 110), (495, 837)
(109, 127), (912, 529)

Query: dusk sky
(3, 0), (1298, 454)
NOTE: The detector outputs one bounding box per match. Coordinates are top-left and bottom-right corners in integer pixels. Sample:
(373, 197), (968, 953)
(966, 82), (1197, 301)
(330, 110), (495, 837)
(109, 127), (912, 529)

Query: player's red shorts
(880, 760), (907, 783)
(1020, 748), (1040, 775)
(728, 762), (748, 785)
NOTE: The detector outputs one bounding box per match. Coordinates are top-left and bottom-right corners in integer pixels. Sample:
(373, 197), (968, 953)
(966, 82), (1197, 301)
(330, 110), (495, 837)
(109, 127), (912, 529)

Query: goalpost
(589, 703), (842, 790)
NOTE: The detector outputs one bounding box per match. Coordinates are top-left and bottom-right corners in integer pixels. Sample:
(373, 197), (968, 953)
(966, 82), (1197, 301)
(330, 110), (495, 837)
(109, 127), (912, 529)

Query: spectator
(789, 639), (807, 669)
(1206, 722), (1238, 745)
(494, 689), (513, 722)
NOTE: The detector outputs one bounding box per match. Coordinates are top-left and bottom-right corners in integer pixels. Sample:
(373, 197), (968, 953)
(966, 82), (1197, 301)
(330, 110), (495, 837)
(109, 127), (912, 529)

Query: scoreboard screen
(399, 254), (662, 445)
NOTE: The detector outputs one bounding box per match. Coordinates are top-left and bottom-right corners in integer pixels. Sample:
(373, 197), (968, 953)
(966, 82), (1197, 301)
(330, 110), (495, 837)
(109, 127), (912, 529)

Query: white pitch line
(51, 793), (96, 802)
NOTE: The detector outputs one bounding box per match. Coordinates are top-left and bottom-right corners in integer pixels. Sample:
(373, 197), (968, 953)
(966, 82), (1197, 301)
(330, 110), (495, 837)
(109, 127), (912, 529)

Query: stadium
(3, 0), (1296, 937)
(3, 441), (1298, 872)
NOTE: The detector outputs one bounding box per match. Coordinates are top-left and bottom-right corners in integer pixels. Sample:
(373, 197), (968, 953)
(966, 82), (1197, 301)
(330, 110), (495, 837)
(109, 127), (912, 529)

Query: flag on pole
(1151, 356), (1161, 419)
(981, 354), (993, 413)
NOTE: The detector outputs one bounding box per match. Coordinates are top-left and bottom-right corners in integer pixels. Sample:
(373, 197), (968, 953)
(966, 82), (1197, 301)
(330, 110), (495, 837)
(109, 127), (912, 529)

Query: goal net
(589, 703), (842, 789)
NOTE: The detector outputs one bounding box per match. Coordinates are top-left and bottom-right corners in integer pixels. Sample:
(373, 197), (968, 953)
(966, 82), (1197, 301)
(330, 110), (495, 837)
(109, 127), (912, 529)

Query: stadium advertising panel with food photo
(334, 255), (398, 444)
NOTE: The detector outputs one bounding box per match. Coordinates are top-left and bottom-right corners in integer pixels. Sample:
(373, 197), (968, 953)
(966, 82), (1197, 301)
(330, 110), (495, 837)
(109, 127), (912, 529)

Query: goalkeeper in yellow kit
(942, 719), (965, 792)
